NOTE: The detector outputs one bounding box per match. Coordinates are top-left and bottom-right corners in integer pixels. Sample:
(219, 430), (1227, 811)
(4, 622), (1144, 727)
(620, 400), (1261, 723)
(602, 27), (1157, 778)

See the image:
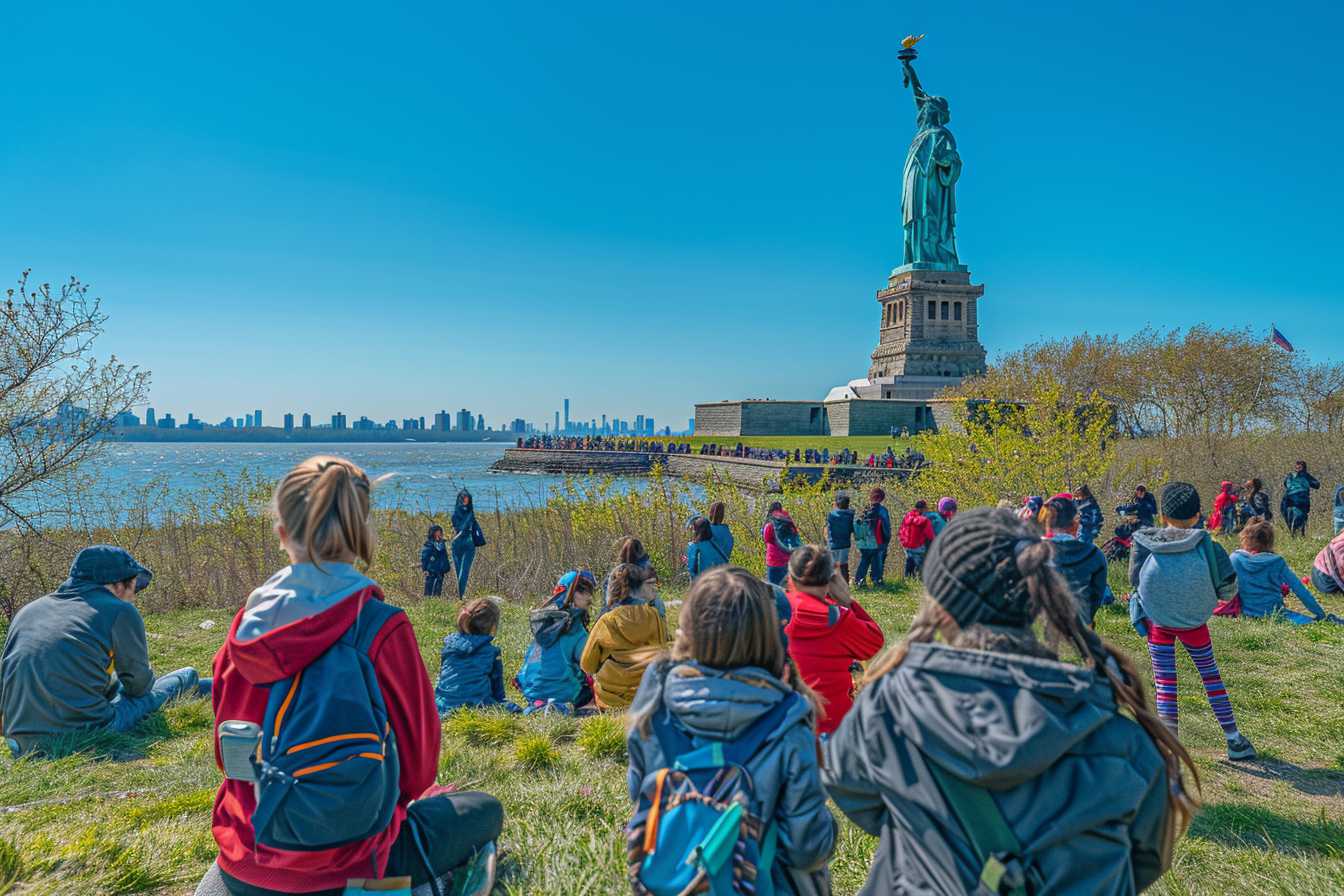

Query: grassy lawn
(1, 536), (1341, 894)
(685, 435), (907, 457)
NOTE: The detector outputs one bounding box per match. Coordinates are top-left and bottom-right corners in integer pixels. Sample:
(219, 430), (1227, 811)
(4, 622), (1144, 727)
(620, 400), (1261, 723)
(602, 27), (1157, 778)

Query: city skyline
(5, 2), (1342, 427)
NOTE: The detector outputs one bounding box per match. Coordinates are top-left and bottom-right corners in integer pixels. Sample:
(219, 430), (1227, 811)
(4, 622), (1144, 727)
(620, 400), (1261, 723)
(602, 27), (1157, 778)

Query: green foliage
(0, 836), (23, 892)
(576, 715), (628, 764)
(514, 734), (561, 771)
(443, 709), (522, 747)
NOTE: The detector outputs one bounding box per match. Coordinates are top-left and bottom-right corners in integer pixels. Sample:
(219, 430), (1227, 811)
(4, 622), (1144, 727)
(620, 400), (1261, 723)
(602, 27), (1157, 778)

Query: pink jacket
(1314, 531), (1344, 590)
(762, 513), (795, 568)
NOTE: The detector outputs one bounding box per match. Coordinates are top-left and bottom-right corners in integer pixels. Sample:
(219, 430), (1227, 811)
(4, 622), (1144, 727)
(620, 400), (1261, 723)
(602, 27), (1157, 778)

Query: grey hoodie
(1128, 527), (1236, 630)
(824, 642), (1170, 895)
(627, 659), (836, 896)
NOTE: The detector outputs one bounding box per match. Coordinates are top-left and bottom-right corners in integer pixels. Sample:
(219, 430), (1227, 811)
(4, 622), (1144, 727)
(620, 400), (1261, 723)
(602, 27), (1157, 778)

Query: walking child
(625, 566), (837, 895)
(1129, 482), (1256, 759)
(783, 545), (885, 735)
(580, 563), (668, 709)
(436, 598), (508, 713)
(420, 524), (451, 597)
(824, 508), (1197, 895)
(826, 493), (855, 582)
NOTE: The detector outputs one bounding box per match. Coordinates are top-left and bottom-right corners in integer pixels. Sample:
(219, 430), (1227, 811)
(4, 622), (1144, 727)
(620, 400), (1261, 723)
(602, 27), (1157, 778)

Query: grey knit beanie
(1160, 482), (1201, 521)
(922, 508), (1037, 628)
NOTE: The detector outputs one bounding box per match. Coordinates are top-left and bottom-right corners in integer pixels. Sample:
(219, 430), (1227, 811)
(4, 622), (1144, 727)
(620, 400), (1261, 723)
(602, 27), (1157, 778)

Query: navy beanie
(922, 508), (1037, 629)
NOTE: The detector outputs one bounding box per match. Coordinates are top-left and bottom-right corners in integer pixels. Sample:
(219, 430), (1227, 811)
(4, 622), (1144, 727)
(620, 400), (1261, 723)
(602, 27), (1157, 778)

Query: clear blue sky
(5, 1), (1341, 429)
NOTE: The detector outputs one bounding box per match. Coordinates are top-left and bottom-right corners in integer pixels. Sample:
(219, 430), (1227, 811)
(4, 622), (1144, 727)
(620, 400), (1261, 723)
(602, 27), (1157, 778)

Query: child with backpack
(853, 495), (888, 588)
(580, 563), (669, 709)
(435, 598), (508, 713)
(762, 501), (801, 587)
(824, 507), (1197, 895)
(419, 524), (451, 597)
(518, 570), (594, 711)
(1229, 520), (1331, 624)
(825, 493), (855, 582)
(625, 565), (837, 895)
(1039, 494), (1112, 626)
(784, 545), (885, 735)
(687, 516), (731, 579)
(199, 456), (501, 896)
(1128, 482), (1256, 760)
(899, 500), (936, 578)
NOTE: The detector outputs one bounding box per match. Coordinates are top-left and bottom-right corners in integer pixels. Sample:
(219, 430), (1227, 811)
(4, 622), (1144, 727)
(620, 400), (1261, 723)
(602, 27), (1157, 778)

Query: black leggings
(214, 792), (503, 895)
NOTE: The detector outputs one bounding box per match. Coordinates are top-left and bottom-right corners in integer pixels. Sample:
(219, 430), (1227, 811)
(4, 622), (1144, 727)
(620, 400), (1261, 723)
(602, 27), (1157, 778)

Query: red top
(899, 510), (935, 549)
(762, 512), (796, 568)
(784, 589), (885, 734)
(209, 586), (439, 892)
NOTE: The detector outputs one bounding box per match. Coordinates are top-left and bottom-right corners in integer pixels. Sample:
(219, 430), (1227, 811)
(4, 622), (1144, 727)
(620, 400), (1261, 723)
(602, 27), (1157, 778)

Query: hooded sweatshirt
(1077, 497), (1103, 543)
(826, 507), (855, 550)
(1, 571), (155, 752)
(517, 606), (588, 704)
(419, 527), (450, 575)
(1230, 550), (1325, 620)
(627, 660), (836, 895)
(784, 590), (885, 735)
(1047, 534), (1112, 626)
(435, 632), (505, 713)
(823, 642), (1170, 895)
(710, 522), (735, 559)
(763, 511), (797, 568)
(899, 509), (934, 550)
(451, 491), (480, 545)
(1128, 527), (1236, 630)
(209, 563), (438, 893)
(687, 538), (731, 578)
(580, 600), (668, 708)
(1314, 532), (1344, 593)
(1209, 482), (1237, 530)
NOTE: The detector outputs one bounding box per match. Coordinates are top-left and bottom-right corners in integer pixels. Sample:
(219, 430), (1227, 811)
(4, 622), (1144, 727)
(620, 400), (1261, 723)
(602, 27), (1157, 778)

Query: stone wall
(823, 399), (940, 437)
(693, 401), (827, 437)
(692, 402), (744, 437)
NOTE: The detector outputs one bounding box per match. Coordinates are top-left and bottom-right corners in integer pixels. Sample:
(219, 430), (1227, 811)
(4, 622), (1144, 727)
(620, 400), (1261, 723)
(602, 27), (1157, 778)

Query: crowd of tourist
(3, 453), (1344, 896)
(518, 434), (929, 470)
(517, 435), (695, 454)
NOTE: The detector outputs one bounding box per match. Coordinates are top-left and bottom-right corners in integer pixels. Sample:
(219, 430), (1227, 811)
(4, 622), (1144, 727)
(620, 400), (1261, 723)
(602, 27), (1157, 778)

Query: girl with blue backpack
(517, 569), (595, 712)
(198, 456), (501, 896)
(625, 565), (836, 896)
(435, 598), (509, 714)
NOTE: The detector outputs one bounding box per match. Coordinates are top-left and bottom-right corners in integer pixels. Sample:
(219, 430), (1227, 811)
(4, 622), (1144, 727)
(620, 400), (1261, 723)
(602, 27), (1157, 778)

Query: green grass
(1, 536), (1342, 894)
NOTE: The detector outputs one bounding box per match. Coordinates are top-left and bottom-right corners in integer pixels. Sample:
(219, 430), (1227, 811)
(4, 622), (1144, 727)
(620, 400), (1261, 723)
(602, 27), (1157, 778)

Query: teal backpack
(769, 517), (802, 554)
(626, 694), (801, 896)
(852, 516), (879, 551)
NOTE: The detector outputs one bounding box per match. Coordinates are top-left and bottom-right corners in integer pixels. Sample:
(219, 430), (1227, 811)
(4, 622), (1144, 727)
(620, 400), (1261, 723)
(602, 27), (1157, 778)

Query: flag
(1271, 326), (1294, 353)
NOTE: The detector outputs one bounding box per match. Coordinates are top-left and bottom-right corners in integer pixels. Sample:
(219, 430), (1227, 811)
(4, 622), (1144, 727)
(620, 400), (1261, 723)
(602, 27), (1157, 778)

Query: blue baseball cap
(69, 545), (152, 592)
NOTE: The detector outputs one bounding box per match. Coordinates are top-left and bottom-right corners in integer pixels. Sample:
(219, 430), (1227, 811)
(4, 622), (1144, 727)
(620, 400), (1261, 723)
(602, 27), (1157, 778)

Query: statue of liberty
(898, 39), (962, 270)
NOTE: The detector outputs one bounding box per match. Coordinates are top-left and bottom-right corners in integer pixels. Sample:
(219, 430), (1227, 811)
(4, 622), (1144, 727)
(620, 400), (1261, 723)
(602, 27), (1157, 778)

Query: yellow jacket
(580, 602), (669, 709)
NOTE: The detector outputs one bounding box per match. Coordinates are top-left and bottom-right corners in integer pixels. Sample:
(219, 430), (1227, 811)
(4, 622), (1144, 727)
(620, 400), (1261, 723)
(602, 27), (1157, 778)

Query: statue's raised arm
(901, 58), (927, 106)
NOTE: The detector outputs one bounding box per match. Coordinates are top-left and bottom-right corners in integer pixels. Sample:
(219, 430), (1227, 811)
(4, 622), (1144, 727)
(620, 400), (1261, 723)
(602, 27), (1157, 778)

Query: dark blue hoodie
(420, 526), (451, 575)
(435, 632), (505, 713)
(826, 508), (855, 550)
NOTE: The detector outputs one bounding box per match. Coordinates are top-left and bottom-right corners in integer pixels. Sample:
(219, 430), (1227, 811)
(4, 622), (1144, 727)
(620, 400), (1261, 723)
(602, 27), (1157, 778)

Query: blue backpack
(251, 597), (402, 851)
(626, 693), (801, 896)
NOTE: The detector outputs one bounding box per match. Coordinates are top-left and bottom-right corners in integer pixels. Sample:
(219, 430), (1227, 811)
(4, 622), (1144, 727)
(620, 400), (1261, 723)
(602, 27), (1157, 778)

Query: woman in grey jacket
(824, 508), (1198, 895)
(626, 566), (835, 896)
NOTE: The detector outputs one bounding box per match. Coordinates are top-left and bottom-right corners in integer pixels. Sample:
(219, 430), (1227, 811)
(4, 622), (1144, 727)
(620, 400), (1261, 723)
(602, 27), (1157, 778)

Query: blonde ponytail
(274, 455), (375, 569)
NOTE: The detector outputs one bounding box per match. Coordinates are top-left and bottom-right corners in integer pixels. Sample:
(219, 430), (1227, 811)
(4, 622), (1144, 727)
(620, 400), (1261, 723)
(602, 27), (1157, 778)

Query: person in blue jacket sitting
(1229, 520), (1331, 624)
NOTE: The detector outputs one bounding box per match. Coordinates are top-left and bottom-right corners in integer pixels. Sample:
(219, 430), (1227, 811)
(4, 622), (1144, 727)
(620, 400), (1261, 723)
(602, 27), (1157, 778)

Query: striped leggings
(1147, 623), (1240, 737)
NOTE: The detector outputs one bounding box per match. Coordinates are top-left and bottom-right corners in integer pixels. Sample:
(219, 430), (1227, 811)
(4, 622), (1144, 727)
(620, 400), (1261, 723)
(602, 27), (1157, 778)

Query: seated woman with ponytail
(197, 456), (502, 896)
(823, 507), (1197, 895)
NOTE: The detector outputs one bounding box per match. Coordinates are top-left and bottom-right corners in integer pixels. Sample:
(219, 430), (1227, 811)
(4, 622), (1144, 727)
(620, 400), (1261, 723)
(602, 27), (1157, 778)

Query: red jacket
(210, 585), (439, 892)
(1209, 481), (1237, 529)
(784, 589), (885, 734)
(899, 510), (935, 550)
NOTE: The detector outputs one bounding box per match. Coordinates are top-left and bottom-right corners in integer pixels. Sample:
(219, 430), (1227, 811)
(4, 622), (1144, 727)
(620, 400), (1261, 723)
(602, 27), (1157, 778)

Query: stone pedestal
(868, 267), (986, 384)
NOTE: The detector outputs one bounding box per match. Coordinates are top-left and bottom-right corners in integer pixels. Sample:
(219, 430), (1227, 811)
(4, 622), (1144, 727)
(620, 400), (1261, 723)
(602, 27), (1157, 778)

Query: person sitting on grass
(518, 569), (594, 712)
(783, 545), (885, 736)
(1237, 477), (1273, 528)
(1117, 484), (1158, 529)
(581, 563), (669, 710)
(626, 565), (837, 895)
(199, 455), (502, 896)
(1039, 493), (1113, 626)
(1229, 520), (1332, 624)
(1312, 529), (1344, 595)
(435, 598), (510, 714)
(824, 507), (1197, 895)
(1, 546), (207, 757)
(1129, 482), (1255, 760)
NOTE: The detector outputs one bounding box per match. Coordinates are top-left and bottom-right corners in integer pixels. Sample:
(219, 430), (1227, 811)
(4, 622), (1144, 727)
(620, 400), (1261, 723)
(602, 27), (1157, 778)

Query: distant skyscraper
(145, 407), (156, 427)
(332, 412), (347, 430)
(283, 413), (294, 433)
(554, 411), (560, 432)
(159, 413), (177, 429)
(563, 399), (570, 432)
(635, 414), (644, 435)
(236, 417), (244, 428)
(254, 409), (263, 428)
(245, 413), (254, 428)
(301, 412), (312, 429)
(476, 413), (485, 431)
(434, 410), (451, 432)
(419, 416), (426, 430)
(457, 409), (472, 432)
(647, 418), (655, 436)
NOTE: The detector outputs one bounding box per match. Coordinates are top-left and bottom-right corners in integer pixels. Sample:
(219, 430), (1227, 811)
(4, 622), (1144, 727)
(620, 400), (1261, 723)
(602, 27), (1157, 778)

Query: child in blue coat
(518, 570), (595, 711)
(436, 598), (507, 713)
(419, 524), (451, 597)
(1229, 520), (1328, 624)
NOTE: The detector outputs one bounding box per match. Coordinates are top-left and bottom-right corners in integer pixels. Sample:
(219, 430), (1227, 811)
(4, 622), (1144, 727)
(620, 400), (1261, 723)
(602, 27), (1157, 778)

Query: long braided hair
(864, 509), (1199, 864)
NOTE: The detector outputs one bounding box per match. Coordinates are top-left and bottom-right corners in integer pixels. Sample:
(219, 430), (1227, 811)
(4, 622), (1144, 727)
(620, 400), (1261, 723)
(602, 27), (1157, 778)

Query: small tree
(1, 270), (149, 531)
(911, 377), (1144, 507)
